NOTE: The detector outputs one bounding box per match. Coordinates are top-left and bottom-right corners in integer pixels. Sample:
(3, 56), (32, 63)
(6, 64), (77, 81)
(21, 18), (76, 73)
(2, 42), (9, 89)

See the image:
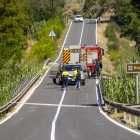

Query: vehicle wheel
(88, 68), (91, 78)
(53, 78), (56, 83)
(82, 82), (85, 85)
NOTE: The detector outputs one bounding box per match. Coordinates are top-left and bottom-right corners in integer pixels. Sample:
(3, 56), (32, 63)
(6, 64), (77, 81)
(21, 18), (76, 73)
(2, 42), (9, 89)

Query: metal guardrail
(12, 77), (30, 98)
(98, 16), (110, 23)
(42, 58), (51, 69)
(0, 70), (41, 114)
(99, 75), (140, 125)
(122, 104), (140, 117)
(99, 16), (110, 19)
(0, 58), (51, 114)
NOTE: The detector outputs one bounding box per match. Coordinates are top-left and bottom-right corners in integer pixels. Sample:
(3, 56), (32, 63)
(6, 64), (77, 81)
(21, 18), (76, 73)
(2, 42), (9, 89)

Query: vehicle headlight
(81, 75), (84, 79)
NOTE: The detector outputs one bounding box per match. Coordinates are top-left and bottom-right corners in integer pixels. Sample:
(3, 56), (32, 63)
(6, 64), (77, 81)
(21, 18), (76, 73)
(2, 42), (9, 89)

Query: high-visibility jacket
(62, 71), (69, 79)
(74, 70), (77, 79)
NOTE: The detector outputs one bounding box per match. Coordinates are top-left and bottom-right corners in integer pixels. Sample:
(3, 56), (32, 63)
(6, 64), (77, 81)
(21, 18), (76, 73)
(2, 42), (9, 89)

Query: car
(64, 63), (85, 85)
(49, 63), (86, 85)
(74, 14), (83, 22)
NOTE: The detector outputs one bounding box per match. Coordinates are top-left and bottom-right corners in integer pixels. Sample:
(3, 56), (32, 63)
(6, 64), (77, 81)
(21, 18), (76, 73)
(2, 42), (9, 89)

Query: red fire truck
(62, 45), (104, 77)
(63, 45), (82, 63)
(81, 45), (104, 78)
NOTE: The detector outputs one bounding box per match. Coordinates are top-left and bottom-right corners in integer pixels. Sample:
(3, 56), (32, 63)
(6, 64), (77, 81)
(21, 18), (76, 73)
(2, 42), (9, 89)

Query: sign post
(48, 29), (56, 41)
(126, 62), (140, 104)
(136, 61), (139, 104)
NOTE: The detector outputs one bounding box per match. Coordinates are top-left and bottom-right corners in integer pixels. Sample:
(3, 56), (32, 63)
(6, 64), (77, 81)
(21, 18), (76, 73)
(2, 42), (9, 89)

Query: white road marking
(79, 20), (85, 46)
(55, 22), (72, 62)
(95, 19), (98, 45)
(95, 19), (140, 136)
(0, 22), (73, 125)
(95, 77), (140, 136)
(7, 101), (99, 108)
(0, 67), (51, 125)
(50, 21), (73, 140)
(51, 90), (66, 140)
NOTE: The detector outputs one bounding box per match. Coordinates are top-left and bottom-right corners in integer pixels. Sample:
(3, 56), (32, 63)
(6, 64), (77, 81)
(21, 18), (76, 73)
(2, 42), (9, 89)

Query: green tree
(0, 0), (31, 69)
(24, 0), (65, 22)
(112, 0), (140, 54)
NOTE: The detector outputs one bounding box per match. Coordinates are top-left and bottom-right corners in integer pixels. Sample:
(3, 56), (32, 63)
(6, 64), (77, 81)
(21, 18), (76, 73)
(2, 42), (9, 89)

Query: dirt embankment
(63, 3), (84, 18)
(97, 23), (116, 76)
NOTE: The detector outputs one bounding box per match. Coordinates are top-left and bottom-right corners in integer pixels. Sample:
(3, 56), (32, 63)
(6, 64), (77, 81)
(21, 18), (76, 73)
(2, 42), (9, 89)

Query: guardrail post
(124, 112), (126, 120)
(135, 116), (138, 125)
(105, 103), (108, 108)
(115, 108), (117, 114)
(129, 114), (132, 123)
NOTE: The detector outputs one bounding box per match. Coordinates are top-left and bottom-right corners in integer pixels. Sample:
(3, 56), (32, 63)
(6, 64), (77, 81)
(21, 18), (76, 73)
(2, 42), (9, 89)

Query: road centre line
(7, 101), (99, 108)
(95, 77), (140, 136)
(0, 21), (73, 125)
(79, 20), (85, 46)
(51, 90), (66, 140)
(51, 21), (73, 140)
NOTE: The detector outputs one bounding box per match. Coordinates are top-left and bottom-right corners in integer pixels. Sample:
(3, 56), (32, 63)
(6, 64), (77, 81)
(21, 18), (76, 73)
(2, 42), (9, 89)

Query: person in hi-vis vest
(61, 69), (69, 90)
(73, 68), (78, 88)
(89, 13), (92, 20)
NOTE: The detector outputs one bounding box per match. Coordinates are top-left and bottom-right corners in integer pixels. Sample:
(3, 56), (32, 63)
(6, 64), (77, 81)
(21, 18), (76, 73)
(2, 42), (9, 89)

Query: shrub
(28, 38), (56, 62)
(109, 50), (122, 61)
(27, 20), (46, 39)
(104, 26), (116, 41)
(107, 39), (120, 53)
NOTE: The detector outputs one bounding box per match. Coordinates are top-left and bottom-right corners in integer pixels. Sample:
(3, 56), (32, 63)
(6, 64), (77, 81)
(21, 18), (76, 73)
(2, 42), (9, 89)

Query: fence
(0, 58), (51, 114)
(12, 77), (30, 98)
(99, 75), (140, 125)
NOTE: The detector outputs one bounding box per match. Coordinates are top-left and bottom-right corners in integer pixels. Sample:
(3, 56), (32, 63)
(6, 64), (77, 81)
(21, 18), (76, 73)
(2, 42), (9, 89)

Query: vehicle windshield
(76, 15), (82, 18)
(65, 65), (82, 71)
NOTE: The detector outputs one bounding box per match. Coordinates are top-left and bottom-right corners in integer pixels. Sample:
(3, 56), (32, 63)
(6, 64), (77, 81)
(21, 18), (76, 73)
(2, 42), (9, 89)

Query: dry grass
(25, 39), (37, 55)
(63, 3), (84, 18)
(97, 23), (116, 76)
(115, 33), (136, 47)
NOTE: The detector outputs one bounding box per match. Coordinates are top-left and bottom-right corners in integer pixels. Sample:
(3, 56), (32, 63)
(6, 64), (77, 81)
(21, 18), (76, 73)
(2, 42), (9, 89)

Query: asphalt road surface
(0, 20), (140, 140)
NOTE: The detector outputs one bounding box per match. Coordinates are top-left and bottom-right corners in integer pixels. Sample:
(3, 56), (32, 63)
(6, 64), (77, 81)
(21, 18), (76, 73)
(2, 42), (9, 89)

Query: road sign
(49, 29), (56, 40)
(126, 63), (140, 73)
(49, 29), (56, 36)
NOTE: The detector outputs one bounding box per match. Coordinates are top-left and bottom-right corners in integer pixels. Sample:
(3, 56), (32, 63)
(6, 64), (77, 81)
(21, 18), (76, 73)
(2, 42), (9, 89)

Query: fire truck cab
(81, 45), (104, 78)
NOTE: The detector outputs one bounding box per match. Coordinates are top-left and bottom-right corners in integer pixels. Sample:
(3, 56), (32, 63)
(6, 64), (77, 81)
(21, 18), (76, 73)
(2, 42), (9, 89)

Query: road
(0, 20), (140, 140)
